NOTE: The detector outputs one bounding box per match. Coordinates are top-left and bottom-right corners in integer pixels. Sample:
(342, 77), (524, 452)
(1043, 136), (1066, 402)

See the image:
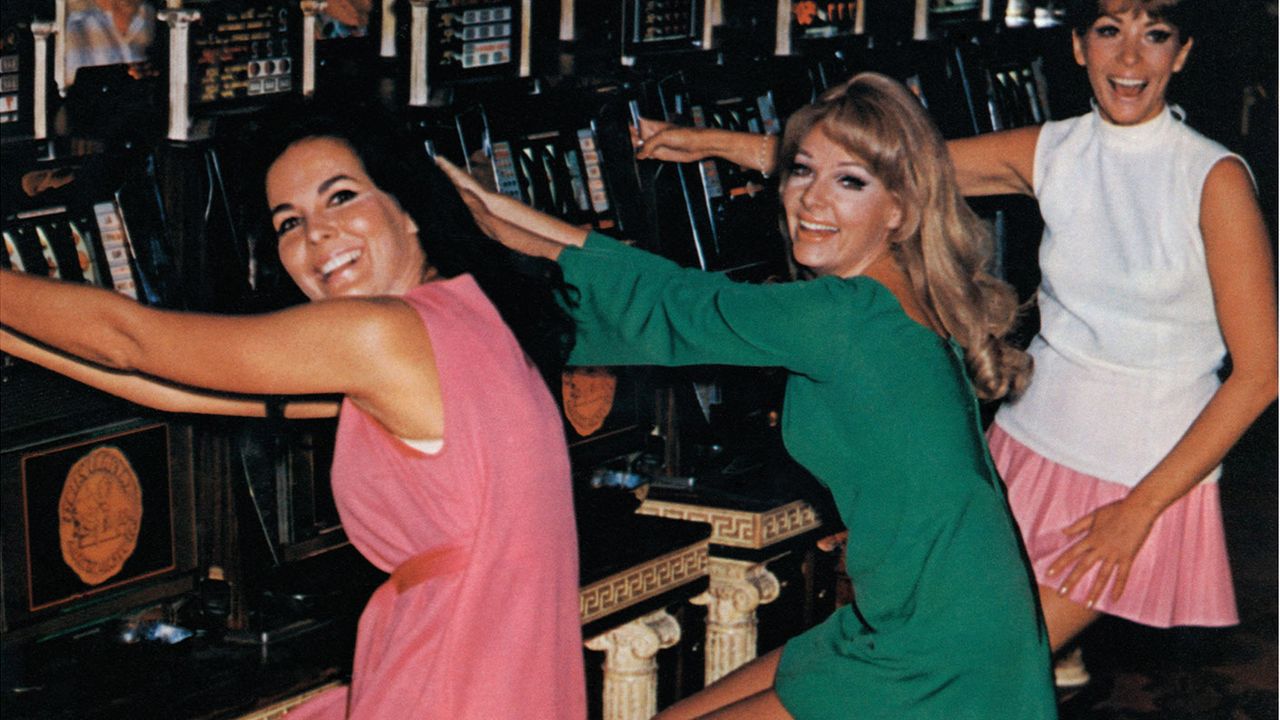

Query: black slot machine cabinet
(144, 0), (308, 313)
(0, 151), (199, 698)
(160, 0), (303, 121)
(400, 0), (558, 108)
(451, 84), (650, 240)
(0, 10), (37, 148)
(647, 68), (790, 283)
(560, 0), (716, 71)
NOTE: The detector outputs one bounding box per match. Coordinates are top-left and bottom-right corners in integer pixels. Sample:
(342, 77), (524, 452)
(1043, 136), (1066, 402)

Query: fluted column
(585, 609), (682, 720)
(691, 557), (781, 685)
(299, 0), (326, 97)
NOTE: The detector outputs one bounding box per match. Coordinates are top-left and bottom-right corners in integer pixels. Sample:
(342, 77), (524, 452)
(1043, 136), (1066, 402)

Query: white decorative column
(380, 0), (397, 57)
(585, 609), (682, 720)
(691, 557), (781, 685)
(299, 0), (326, 97)
(157, 7), (201, 141)
(30, 21), (55, 140)
(407, 0), (430, 106)
(913, 0), (929, 40)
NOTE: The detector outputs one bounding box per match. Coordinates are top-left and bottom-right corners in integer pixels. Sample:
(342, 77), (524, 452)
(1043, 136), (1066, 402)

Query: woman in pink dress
(0, 102), (587, 719)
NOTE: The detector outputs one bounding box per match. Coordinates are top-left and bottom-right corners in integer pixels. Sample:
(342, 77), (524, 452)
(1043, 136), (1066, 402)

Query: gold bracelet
(757, 134), (772, 179)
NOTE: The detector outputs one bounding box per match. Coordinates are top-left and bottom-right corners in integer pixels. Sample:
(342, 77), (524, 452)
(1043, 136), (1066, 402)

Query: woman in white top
(633, 0), (1276, 666)
(947, 0), (1275, 653)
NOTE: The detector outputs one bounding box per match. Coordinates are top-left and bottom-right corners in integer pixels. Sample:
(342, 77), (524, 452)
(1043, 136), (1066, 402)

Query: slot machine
(648, 68), (789, 282)
(402, 0), (558, 108)
(157, 0), (303, 137)
(0, 14), (37, 146)
(559, 0), (721, 80)
(0, 152), (198, 677)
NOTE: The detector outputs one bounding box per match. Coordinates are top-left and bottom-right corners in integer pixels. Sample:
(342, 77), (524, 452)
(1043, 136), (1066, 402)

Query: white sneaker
(1053, 646), (1091, 688)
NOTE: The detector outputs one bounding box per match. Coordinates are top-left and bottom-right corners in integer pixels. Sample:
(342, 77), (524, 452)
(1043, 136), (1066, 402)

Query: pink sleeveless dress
(290, 275), (586, 719)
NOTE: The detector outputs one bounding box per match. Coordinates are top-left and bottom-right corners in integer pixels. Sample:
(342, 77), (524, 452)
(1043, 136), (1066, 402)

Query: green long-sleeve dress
(560, 233), (1056, 719)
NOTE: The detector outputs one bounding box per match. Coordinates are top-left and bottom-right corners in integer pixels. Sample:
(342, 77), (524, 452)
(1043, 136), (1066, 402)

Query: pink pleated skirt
(988, 423), (1238, 628)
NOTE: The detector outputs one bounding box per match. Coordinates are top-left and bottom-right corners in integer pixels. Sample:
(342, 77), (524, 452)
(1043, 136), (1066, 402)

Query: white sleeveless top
(995, 105), (1242, 487)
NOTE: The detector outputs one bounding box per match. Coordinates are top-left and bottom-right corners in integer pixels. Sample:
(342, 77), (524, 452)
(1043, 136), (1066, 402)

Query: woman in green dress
(440, 72), (1055, 720)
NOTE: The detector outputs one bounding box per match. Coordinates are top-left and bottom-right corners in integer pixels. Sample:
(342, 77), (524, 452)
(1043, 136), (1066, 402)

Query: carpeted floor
(1060, 406), (1278, 720)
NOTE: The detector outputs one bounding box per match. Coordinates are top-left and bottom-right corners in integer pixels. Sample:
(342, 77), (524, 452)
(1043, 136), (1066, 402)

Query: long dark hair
(240, 98), (576, 389)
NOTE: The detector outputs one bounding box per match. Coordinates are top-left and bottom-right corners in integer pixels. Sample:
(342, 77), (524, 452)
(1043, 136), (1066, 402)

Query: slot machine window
(425, 2), (525, 85)
(620, 0), (705, 57)
(175, 1), (301, 113)
(0, 22), (34, 143)
(788, 1), (862, 42)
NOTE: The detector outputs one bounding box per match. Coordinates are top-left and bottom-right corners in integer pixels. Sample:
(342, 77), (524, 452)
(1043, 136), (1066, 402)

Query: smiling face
(267, 136), (426, 300)
(1073, 2), (1193, 126)
(781, 126), (903, 279)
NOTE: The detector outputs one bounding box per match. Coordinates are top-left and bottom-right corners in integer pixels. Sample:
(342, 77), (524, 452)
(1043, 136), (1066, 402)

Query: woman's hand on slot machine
(633, 117), (715, 163)
(435, 157), (585, 260)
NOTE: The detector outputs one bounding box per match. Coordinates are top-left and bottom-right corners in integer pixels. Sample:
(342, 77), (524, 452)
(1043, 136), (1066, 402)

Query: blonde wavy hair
(777, 72), (1032, 401)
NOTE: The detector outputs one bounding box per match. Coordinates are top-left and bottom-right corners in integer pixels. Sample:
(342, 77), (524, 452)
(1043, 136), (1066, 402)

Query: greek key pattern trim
(580, 541), (709, 625)
(636, 499), (821, 549)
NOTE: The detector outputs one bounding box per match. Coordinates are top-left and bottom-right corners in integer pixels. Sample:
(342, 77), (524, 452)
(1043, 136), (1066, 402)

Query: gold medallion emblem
(562, 367), (617, 437)
(59, 446), (144, 586)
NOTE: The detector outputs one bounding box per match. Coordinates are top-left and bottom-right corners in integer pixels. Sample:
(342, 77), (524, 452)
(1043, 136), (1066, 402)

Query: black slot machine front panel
(236, 418), (346, 566)
(620, 0), (707, 58)
(783, 0), (863, 51)
(655, 71), (788, 282)
(423, 1), (529, 87)
(0, 418), (198, 641)
(1, 153), (180, 433)
(170, 0), (302, 113)
(1, 154), (176, 305)
(465, 88), (644, 236)
(0, 21), (34, 144)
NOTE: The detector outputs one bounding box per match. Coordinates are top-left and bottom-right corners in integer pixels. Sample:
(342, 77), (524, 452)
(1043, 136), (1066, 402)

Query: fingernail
(1086, 600), (1095, 609)
(1058, 585), (1068, 596)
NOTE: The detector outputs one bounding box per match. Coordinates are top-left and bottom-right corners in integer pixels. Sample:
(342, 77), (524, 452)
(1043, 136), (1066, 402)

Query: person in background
(441, 72), (1056, 720)
(633, 0), (1277, 689)
(0, 101), (587, 719)
(65, 0), (155, 84)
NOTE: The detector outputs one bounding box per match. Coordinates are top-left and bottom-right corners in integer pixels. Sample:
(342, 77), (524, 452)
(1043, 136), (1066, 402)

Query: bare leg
(654, 647), (785, 720)
(1038, 584), (1101, 652)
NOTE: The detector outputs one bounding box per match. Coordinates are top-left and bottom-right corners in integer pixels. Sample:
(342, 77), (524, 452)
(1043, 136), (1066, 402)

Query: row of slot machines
(0, 0), (1071, 146)
(0, 1), (1077, 689)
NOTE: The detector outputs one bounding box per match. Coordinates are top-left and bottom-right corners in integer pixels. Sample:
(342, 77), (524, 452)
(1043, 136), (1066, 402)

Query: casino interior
(0, 1), (1274, 718)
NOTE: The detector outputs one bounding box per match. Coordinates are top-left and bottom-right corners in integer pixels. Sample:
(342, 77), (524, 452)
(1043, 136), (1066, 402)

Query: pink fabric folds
(988, 423), (1238, 628)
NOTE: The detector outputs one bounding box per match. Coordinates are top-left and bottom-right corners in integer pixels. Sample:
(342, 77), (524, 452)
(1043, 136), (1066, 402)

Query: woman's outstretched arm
(0, 269), (438, 437)
(633, 117), (777, 175)
(946, 126), (1040, 197)
(1, 328), (339, 418)
(436, 156), (588, 258)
